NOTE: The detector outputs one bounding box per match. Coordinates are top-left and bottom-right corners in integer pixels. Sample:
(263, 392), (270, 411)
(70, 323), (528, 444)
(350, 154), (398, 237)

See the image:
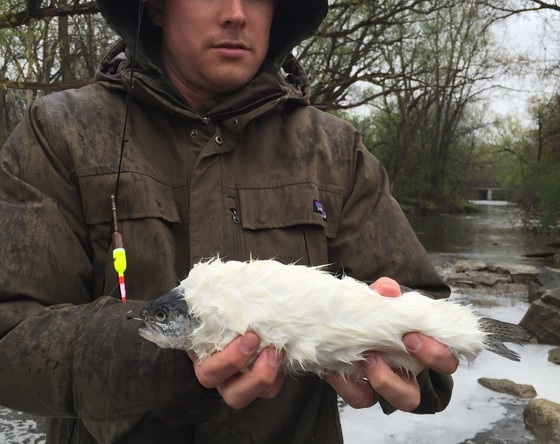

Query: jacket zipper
(230, 209), (243, 260)
(135, 75), (193, 110)
(230, 208), (240, 224)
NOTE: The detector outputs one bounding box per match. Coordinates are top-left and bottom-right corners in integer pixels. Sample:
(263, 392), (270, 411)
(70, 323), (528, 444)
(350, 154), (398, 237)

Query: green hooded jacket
(0, 1), (453, 442)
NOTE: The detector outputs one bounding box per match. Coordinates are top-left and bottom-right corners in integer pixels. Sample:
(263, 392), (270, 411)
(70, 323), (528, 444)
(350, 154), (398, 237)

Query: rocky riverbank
(437, 259), (560, 444)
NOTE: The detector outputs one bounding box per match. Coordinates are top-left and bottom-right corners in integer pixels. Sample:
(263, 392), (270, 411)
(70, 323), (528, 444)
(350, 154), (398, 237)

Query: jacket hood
(96, 0), (328, 73)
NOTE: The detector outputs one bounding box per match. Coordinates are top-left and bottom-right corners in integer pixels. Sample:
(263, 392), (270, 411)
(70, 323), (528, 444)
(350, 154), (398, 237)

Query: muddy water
(407, 201), (559, 266)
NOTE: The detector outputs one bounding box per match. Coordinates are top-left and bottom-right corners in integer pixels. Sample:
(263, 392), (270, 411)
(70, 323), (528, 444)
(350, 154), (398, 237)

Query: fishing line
(97, 3), (150, 438)
(110, 0), (148, 302)
(114, 0), (147, 201)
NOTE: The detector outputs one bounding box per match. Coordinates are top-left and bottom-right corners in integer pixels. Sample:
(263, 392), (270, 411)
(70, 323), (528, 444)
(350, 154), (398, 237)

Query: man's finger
(323, 373), (378, 409)
(369, 277), (401, 297)
(361, 352), (421, 412)
(218, 348), (285, 409)
(193, 333), (260, 389)
(403, 333), (459, 375)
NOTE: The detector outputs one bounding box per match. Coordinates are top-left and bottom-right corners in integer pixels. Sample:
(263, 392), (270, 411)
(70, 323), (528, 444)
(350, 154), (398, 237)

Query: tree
(0, 1), (114, 141)
(490, 95), (560, 229)
(478, 1), (560, 226)
(323, 1), (504, 207)
(522, 95), (560, 227)
(297, 0), (460, 111)
(483, 0), (560, 15)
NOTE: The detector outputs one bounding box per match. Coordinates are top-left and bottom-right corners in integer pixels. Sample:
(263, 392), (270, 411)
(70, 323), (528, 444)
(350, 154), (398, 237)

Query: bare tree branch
(0, 1), (99, 29)
(0, 78), (93, 92)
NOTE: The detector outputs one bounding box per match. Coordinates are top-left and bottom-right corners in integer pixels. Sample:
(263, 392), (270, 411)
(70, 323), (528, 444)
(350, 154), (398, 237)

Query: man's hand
(188, 333), (285, 409)
(323, 277), (459, 412)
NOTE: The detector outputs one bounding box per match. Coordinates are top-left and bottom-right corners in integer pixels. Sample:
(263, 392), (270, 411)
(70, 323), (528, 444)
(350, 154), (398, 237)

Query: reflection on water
(407, 201), (559, 266)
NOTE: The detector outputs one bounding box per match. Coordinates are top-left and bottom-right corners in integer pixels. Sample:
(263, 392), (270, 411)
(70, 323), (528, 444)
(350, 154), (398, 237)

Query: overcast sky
(488, 9), (559, 121)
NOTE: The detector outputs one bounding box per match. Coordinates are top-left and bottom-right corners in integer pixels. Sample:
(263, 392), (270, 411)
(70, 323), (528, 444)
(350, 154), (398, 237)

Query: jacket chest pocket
(229, 182), (343, 266)
(77, 171), (182, 299)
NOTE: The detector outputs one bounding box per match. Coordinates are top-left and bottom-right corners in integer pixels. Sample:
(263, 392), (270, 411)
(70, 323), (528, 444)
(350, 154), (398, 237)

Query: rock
(454, 260), (488, 273)
(529, 268), (560, 303)
(447, 260), (539, 291)
(520, 292), (560, 345)
(529, 267), (560, 303)
(529, 282), (548, 303)
(476, 271), (512, 287)
(487, 263), (540, 284)
(537, 267), (560, 288)
(446, 271), (511, 288)
(478, 378), (537, 398)
(523, 399), (560, 444)
(445, 274), (480, 288)
(542, 290), (560, 308)
(548, 347), (560, 365)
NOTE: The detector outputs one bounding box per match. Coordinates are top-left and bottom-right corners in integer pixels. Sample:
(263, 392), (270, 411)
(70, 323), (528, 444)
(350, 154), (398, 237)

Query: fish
(138, 258), (530, 377)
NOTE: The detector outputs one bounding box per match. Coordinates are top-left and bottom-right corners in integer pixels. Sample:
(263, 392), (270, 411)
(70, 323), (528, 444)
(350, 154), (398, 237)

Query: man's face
(148, 0), (275, 109)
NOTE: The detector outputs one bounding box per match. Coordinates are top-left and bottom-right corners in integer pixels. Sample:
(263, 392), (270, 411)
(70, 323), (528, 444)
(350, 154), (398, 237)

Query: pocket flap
(237, 182), (342, 238)
(78, 171), (181, 224)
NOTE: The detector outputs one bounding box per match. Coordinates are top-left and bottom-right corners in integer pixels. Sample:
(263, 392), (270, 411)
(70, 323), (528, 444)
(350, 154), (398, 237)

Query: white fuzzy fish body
(139, 259), (528, 377)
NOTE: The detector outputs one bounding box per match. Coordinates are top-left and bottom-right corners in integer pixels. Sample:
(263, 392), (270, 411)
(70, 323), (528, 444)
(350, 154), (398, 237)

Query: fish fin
(479, 317), (530, 361)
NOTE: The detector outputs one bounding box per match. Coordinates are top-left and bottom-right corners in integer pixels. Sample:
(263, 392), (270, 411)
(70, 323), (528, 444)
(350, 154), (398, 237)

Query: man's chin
(208, 68), (261, 93)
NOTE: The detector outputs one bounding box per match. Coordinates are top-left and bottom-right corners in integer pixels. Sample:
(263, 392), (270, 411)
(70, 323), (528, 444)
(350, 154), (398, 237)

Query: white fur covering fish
(138, 258), (529, 377)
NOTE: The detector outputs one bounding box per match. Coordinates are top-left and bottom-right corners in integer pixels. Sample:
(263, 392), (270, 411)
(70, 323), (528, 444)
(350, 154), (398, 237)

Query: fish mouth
(138, 321), (164, 342)
(126, 307), (165, 341)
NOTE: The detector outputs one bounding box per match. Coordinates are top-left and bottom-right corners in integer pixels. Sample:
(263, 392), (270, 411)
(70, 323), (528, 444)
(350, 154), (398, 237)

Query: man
(0, 0), (457, 442)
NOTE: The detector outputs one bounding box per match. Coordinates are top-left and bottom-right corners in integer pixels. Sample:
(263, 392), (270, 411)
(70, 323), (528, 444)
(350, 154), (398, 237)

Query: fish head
(138, 286), (199, 350)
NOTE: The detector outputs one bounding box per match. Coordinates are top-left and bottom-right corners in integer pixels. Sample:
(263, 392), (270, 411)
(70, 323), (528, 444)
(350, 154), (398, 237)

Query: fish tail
(479, 317), (530, 362)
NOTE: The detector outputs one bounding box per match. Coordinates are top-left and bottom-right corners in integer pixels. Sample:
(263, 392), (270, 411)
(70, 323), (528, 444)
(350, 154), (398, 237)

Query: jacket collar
(95, 41), (311, 120)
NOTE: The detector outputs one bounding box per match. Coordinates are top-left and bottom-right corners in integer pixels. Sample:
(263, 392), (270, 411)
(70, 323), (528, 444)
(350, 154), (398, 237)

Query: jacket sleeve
(330, 138), (450, 299)
(329, 133), (453, 414)
(0, 102), (222, 439)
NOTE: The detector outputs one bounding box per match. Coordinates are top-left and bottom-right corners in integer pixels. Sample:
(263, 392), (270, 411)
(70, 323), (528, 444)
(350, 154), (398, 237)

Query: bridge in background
(466, 181), (512, 201)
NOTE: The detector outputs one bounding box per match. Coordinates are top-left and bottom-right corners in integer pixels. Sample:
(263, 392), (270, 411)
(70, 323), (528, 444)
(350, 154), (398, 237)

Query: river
(1, 201), (558, 443)
(408, 201), (559, 267)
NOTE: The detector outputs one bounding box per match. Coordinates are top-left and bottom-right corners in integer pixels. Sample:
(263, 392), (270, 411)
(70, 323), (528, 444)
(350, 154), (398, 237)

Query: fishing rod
(111, 0), (148, 302)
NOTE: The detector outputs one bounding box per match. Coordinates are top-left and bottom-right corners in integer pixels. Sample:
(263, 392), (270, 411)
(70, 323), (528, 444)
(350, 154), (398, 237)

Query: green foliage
(531, 167), (560, 229)
(490, 99), (560, 230)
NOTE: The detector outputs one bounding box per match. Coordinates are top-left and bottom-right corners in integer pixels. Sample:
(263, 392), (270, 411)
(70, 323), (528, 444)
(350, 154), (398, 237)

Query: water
(0, 408), (45, 443)
(407, 201), (559, 266)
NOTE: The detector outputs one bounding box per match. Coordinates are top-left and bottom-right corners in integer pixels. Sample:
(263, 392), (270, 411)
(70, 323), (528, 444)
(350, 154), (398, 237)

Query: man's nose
(220, 0), (248, 28)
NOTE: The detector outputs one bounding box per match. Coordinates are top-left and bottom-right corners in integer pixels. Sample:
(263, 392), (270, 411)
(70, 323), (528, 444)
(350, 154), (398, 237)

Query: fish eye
(154, 310), (167, 323)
